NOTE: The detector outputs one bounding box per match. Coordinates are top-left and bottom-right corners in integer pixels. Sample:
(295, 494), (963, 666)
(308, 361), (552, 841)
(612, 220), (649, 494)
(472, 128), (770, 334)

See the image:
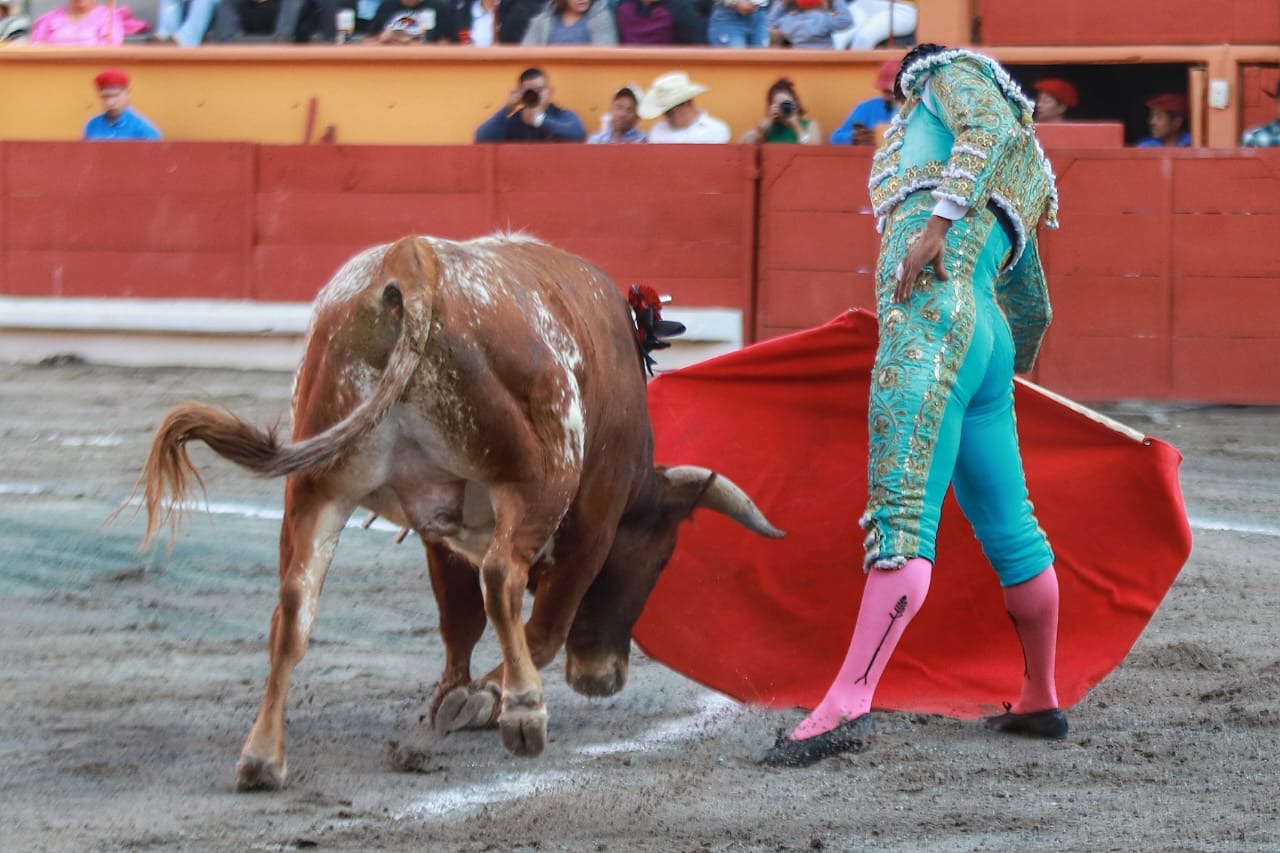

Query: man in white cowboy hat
(638, 71), (731, 144)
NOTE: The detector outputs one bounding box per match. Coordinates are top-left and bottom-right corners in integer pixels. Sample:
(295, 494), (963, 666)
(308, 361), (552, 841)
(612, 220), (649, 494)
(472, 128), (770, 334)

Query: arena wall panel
(3, 141), (254, 299)
(2, 142), (1278, 403)
(980, 0), (1279, 46)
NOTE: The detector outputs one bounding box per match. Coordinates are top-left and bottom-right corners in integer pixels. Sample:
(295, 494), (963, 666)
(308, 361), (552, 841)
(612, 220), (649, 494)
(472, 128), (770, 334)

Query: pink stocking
(1002, 566), (1060, 713)
(790, 557), (932, 740)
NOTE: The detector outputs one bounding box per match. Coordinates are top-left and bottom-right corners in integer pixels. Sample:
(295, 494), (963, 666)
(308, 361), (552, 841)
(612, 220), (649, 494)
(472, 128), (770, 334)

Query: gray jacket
(520, 0), (618, 44)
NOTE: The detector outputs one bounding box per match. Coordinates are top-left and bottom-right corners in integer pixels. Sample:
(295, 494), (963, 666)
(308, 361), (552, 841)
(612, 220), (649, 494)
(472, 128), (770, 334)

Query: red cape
(635, 310), (1191, 718)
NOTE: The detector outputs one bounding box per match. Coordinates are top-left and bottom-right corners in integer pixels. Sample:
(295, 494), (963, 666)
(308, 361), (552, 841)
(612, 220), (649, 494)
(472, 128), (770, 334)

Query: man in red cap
(830, 58), (900, 145)
(1032, 78), (1078, 123)
(1136, 92), (1190, 147)
(83, 69), (162, 141)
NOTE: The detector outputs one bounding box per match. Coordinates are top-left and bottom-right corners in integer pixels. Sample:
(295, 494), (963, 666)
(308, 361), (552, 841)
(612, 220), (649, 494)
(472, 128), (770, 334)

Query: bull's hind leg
(235, 478), (354, 792)
(424, 542), (499, 735)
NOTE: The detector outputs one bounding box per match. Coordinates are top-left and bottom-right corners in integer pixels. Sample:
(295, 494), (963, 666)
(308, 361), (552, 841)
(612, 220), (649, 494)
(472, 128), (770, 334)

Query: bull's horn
(663, 465), (785, 539)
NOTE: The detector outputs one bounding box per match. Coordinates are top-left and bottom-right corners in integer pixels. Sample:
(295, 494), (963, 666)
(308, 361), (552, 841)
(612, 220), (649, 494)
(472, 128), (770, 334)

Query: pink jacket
(30, 5), (146, 45)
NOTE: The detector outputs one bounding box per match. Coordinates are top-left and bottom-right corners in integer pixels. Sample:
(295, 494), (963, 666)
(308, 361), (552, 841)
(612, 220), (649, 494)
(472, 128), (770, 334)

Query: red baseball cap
(94, 68), (130, 90)
(1033, 78), (1079, 108)
(1145, 92), (1188, 116)
(874, 60), (898, 92)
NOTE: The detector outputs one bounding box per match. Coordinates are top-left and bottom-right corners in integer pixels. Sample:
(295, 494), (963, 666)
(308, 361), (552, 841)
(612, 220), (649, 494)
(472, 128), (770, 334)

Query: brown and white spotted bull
(138, 233), (783, 792)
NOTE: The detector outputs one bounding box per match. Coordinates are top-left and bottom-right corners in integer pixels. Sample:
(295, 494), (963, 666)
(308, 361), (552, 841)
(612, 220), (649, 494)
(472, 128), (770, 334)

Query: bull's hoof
(566, 654), (628, 697)
(498, 692), (548, 757)
(433, 682), (501, 736)
(235, 754), (286, 792)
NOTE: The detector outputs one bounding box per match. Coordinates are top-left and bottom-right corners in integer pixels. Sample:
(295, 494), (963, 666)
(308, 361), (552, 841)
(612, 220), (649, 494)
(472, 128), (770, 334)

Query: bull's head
(563, 466), (783, 697)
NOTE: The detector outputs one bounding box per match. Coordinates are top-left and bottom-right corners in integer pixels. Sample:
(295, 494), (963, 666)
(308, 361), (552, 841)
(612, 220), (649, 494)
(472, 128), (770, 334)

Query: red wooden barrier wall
(4, 142), (256, 300)
(2, 142), (1278, 404)
(250, 144), (758, 308)
(3, 142), (757, 312)
(756, 146), (1280, 403)
(979, 0), (1280, 47)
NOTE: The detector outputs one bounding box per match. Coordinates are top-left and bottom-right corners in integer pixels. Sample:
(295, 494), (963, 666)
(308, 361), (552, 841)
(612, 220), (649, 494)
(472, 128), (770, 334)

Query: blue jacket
(474, 104), (586, 142)
(830, 95), (896, 145)
(83, 108), (162, 141)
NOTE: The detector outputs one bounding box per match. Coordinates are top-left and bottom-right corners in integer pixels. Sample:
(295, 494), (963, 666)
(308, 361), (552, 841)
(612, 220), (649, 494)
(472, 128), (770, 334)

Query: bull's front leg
(235, 481), (354, 792)
(480, 490), (557, 757)
(424, 542), (499, 735)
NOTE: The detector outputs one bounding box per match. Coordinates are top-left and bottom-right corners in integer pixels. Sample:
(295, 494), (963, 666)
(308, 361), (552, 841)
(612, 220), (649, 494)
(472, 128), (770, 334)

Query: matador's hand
(894, 215), (953, 304)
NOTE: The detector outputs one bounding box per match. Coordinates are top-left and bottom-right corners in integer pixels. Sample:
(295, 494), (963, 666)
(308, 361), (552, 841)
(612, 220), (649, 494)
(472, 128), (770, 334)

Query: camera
(778, 100), (797, 118)
(520, 88), (542, 108)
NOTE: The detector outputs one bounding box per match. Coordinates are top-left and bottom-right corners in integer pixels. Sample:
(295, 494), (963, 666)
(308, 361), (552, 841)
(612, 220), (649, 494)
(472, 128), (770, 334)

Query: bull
(138, 234), (783, 791)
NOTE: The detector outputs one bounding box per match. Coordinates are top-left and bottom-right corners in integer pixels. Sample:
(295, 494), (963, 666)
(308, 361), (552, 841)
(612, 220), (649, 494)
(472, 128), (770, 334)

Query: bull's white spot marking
(394, 693), (738, 821)
(340, 360), (381, 400)
(467, 231), (545, 248)
(313, 245), (392, 312)
(528, 292), (585, 470)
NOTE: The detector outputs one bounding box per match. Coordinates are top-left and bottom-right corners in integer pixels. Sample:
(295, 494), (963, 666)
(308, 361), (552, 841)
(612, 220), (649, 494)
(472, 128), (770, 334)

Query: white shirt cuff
(932, 198), (969, 220)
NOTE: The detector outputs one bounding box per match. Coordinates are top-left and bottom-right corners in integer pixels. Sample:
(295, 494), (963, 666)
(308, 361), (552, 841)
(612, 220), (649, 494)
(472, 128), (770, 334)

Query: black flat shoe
(757, 714), (874, 768)
(983, 705), (1068, 740)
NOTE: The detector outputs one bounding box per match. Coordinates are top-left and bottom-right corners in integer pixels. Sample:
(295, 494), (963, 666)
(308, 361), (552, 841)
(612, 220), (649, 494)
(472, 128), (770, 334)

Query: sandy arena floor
(1, 360), (1277, 852)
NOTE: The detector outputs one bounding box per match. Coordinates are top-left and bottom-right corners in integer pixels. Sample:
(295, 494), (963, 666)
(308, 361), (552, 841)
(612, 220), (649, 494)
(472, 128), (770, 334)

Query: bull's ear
(659, 466), (785, 539)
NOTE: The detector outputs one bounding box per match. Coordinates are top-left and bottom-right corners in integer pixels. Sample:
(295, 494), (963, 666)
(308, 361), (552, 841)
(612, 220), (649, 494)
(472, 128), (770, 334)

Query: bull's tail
(137, 236), (436, 550)
(137, 404), (285, 550)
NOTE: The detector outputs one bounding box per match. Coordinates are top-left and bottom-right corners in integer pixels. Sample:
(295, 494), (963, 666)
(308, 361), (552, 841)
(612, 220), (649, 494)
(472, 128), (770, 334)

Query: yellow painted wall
(0, 46), (888, 145)
(1, 43), (1268, 145)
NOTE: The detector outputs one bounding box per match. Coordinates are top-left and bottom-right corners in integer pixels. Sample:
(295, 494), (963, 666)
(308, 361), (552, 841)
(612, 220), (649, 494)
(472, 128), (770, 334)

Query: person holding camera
(474, 67), (587, 142)
(739, 78), (822, 145)
(767, 0), (850, 49)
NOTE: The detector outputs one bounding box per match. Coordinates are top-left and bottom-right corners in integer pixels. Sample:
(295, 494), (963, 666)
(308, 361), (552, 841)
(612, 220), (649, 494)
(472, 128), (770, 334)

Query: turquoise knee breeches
(865, 204), (1053, 586)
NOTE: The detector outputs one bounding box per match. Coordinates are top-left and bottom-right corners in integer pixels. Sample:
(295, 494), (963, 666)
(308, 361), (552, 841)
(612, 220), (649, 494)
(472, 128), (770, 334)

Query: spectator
(830, 58), (898, 145)
(740, 77), (821, 144)
(30, 0), (145, 44)
(835, 0), (914, 50)
(706, 0), (767, 48)
(638, 71), (730, 143)
(1032, 78), (1078, 123)
(1136, 93), (1191, 147)
(474, 67), (587, 142)
(768, 0), (850, 49)
(151, 0), (220, 45)
(369, 0), (456, 41)
(588, 85), (647, 144)
(454, 0), (539, 43)
(212, 0), (335, 42)
(520, 0), (616, 44)
(83, 68), (162, 141)
(1241, 84), (1280, 147)
(616, 0), (704, 44)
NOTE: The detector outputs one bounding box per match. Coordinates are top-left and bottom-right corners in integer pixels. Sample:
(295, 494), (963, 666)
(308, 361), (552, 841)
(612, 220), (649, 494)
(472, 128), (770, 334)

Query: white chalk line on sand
(1186, 516), (1280, 538)
(8, 485), (1278, 541)
(394, 692), (740, 822)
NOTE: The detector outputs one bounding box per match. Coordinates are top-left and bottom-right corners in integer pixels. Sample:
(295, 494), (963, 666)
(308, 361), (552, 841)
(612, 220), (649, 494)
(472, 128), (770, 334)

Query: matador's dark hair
(893, 43), (947, 101)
